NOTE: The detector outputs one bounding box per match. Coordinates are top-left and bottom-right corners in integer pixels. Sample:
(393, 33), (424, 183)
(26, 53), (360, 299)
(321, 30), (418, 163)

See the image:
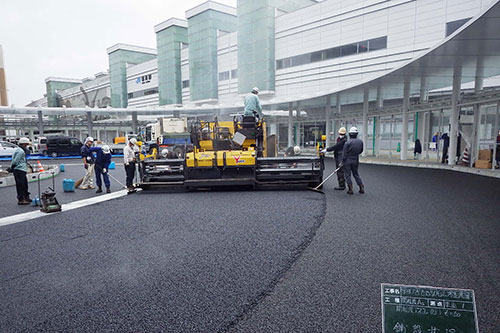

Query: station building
(23, 0), (500, 167)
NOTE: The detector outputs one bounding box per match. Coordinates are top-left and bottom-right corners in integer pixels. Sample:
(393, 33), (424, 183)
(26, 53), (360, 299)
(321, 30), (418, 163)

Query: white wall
(274, 0), (487, 98)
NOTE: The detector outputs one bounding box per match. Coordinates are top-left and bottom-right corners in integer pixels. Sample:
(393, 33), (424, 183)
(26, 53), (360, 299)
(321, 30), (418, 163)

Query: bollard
(109, 161), (116, 170)
(60, 164), (65, 172)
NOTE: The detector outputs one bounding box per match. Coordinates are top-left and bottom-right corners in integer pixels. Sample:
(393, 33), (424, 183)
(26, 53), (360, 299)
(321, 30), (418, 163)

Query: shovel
(307, 166), (342, 194)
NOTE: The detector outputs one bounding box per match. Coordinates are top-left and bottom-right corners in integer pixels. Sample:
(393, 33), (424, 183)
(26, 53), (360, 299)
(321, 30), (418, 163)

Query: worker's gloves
(84, 164), (88, 170)
(339, 162), (344, 168)
(320, 149), (327, 154)
(125, 163), (130, 166)
(86, 156), (92, 161)
(102, 168), (107, 173)
(6, 167), (12, 173)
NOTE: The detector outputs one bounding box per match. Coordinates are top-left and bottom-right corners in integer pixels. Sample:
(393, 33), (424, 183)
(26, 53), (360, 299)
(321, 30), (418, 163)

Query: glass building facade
(156, 20), (188, 106)
(107, 45), (157, 108)
(187, 6), (237, 102)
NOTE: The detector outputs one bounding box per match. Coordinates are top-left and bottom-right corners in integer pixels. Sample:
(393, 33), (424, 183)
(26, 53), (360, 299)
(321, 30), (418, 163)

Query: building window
(341, 43), (357, 57)
(325, 47), (340, 60)
(127, 88), (159, 99)
(144, 88), (158, 96)
(311, 51), (323, 62)
(291, 54), (310, 67)
(181, 42), (189, 49)
(446, 18), (471, 36)
(358, 40), (368, 53)
(218, 71), (230, 81)
(276, 36), (387, 70)
(368, 36), (387, 51)
(182, 80), (190, 88)
(231, 69), (238, 79)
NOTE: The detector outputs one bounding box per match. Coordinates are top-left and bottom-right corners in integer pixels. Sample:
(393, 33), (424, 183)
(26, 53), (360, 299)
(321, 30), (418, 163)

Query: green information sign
(381, 284), (478, 333)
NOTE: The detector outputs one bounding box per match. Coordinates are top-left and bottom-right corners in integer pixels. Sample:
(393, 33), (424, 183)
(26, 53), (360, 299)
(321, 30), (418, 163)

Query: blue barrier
(0, 154), (123, 161)
(60, 164), (65, 172)
(109, 161), (116, 170)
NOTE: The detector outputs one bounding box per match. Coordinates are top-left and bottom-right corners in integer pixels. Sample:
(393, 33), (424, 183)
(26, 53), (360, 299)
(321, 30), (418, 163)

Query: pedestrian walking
(322, 127), (347, 190)
(342, 127), (364, 195)
(441, 133), (449, 164)
(90, 145), (112, 193)
(124, 138), (138, 191)
(414, 139), (422, 159)
(7, 137), (31, 205)
(79, 137), (96, 189)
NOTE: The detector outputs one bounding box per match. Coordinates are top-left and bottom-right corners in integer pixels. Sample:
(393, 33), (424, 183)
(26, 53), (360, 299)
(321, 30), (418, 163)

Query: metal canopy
(1, 0), (500, 119)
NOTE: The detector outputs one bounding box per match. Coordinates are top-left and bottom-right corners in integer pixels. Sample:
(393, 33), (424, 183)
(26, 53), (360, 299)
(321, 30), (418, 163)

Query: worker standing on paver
(79, 137), (96, 190)
(90, 145), (112, 193)
(124, 138), (137, 192)
(243, 87), (263, 119)
(7, 137), (31, 205)
(342, 127), (364, 195)
(284, 146), (301, 157)
(322, 127), (347, 190)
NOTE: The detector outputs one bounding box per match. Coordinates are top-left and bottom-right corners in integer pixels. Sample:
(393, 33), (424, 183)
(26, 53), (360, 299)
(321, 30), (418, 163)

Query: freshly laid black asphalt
(0, 160), (499, 332)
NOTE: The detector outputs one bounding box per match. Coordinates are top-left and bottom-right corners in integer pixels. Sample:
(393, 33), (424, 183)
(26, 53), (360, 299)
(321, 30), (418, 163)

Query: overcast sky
(0, 0), (236, 106)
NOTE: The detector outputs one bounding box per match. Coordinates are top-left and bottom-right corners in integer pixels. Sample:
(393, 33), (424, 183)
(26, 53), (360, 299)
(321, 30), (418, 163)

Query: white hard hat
(161, 149), (169, 157)
(293, 146), (301, 155)
(102, 145), (111, 154)
(252, 87), (259, 94)
(85, 136), (94, 143)
(129, 138), (137, 145)
(338, 127), (347, 135)
(18, 137), (30, 145)
(349, 127), (359, 134)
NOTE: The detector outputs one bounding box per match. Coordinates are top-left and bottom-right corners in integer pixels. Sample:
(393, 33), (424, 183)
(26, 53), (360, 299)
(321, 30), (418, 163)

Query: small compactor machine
(137, 116), (324, 190)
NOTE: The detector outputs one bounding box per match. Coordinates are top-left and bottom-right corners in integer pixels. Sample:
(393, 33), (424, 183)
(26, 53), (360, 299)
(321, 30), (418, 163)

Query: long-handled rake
(307, 166), (342, 194)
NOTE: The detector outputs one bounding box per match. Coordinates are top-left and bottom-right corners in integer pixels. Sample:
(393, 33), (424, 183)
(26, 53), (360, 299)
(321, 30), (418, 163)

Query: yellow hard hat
(338, 127), (347, 135)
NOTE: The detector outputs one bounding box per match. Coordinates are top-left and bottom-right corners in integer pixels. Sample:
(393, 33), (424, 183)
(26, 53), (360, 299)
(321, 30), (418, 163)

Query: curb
(360, 159), (500, 179)
(0, 165), (61, 188)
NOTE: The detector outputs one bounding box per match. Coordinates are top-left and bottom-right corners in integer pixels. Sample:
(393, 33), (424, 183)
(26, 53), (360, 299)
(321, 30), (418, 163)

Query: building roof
(106, 43), (157, 55)
(186, 1), (236, 19)
(154, 18), (188, 33)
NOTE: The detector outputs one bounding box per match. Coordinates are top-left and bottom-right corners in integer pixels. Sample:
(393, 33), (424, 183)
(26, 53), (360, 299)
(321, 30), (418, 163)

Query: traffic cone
(36, 161), (45, 172)
(461, 147), (469, 166)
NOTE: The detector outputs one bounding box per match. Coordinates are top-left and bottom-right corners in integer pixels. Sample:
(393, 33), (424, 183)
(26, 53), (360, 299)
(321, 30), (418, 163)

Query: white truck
(140, 117), (192, 158)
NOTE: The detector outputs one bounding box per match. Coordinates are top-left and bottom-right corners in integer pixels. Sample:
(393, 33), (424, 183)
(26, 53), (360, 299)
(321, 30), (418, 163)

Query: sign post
(381, 284), (478, 333)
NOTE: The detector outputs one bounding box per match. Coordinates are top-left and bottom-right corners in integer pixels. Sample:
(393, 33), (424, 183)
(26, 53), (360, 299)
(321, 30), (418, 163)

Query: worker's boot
(106, 187), (111, 193)
(347, 184), (354, 195)
(96, 186), (102, 193)
(334, 182), (345, 190)
(359, 184), (365, 194)
(18, 198), (30, 205)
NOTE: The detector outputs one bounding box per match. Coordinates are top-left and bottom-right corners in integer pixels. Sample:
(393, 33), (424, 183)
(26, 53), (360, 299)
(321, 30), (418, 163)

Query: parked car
(0, 141), (19, 157)
(45, 136), (83, 157)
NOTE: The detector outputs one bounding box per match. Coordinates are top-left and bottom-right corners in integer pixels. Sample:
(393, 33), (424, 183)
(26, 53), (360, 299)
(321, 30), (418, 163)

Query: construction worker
(90, 145), (112, 193)
(342, 127), (364, 195)
(124, 138), (137, 191)
(243, 87), (263, 119)
(161, 148), (177, 159)
(7, 137), (31, 205)
(284, 145), (301, 157)
(322, 127), (347, 190)
(79, 137), (96, 190)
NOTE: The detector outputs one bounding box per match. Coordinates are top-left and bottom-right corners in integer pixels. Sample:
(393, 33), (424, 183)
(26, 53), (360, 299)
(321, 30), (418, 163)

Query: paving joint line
(0, 190), (129, 227)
